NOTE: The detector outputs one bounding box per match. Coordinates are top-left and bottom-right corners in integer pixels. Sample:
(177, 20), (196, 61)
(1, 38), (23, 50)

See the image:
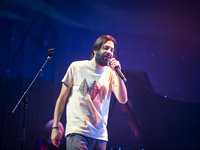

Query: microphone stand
(12, 48), (54, 150)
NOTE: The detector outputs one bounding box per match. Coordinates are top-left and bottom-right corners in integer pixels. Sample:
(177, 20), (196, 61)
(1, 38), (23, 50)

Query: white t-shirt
(62, 60), (117, 141)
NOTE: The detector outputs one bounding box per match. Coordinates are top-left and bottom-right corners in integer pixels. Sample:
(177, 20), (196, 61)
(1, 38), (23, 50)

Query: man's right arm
(51, 83), (71, 147)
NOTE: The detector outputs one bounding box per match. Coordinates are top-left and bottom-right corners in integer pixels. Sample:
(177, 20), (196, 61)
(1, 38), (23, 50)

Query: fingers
(55, 138), (60, 147)
(52, 136), (60, 147)
(108, 58), (121, 70)
(51, 130), (61, 147)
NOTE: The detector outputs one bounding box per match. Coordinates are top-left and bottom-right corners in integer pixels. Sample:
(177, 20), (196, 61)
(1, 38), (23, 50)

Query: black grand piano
(107, 70), (200, 150)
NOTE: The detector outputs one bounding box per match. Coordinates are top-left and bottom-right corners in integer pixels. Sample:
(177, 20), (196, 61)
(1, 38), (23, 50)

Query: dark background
(0, 0), (200, 150)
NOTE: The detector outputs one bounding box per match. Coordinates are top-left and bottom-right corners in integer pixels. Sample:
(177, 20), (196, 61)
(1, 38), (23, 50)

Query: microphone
(108, 59), (127, 83)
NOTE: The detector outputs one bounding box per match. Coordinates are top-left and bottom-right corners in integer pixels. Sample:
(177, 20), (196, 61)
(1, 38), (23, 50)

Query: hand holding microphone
(108, 58), (127, 83)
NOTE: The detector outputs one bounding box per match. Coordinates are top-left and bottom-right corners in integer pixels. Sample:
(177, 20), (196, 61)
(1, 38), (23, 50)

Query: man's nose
(107, 48), (113, 57)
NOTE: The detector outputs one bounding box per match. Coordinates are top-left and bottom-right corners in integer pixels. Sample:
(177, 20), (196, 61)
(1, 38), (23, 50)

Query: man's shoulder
(69, 60), (90, 69)
(69, 60), (88, 67)
(72, 60), (88, 65)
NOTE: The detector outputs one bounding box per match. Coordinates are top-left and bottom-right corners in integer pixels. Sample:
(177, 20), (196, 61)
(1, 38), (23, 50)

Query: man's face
(95, 41), (114, 66)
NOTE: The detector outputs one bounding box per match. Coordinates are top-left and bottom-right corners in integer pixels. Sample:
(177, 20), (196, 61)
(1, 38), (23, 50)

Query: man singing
(51, 35), (128, 150)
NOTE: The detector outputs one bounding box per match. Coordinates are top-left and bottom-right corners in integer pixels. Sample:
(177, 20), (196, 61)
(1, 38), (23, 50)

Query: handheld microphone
(108, 59), (127, 83)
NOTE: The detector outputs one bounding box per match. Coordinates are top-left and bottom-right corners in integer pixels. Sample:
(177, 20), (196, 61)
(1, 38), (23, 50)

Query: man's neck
(89, 58), (104, 69)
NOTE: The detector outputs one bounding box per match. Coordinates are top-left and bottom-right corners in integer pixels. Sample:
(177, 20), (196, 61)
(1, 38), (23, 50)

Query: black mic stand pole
(12, 48), (54, 150)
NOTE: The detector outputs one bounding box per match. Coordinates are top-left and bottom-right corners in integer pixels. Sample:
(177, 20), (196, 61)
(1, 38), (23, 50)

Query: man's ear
(93, 50), (97, 54)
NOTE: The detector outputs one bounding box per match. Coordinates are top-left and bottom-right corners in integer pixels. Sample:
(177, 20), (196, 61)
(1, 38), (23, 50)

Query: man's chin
(102, 59), (109, 66)
(97, 61), (107, 67)
(95, 57), (108, 66)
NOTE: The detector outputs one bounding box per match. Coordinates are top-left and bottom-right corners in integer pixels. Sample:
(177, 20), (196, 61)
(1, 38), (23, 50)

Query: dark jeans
(66, 133), (107, 150)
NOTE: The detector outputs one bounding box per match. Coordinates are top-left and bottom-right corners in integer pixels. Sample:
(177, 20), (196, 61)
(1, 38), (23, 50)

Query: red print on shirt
(79, 79), (107, 102)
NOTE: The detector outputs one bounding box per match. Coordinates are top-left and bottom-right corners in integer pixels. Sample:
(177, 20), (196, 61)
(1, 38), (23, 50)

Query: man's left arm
(108, 58), (128, 104)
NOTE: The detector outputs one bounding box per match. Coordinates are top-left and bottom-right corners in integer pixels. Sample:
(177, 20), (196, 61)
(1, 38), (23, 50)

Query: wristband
(52, 127), (58, 129)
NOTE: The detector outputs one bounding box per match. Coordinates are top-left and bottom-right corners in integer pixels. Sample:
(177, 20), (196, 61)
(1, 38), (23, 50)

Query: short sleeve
(62, 62), (74, 87)
(111, 70), (118, 90)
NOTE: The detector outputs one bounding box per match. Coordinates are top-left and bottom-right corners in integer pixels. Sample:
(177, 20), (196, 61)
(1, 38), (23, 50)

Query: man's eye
(103, 46), (110, 50)
(103, 46), (114, 52)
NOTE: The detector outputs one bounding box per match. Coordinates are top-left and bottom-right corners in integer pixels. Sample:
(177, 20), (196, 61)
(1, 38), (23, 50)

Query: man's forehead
(103, 41), (114, 47)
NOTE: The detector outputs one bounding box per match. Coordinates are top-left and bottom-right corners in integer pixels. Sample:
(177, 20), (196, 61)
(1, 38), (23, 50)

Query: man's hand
(108, 58), (121, 70)
(51, 129), (61, 147)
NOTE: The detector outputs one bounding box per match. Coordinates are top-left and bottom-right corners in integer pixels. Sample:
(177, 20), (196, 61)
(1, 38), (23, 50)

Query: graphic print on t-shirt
(79, 79), (107, 102)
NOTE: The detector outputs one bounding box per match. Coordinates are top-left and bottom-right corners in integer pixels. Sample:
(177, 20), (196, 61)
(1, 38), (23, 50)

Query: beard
(95, 51), (108, 66)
